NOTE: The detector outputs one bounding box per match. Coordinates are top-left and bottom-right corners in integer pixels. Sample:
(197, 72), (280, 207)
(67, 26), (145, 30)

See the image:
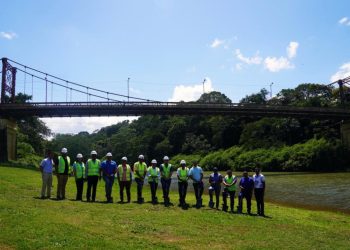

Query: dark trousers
(75, 178), (84, 200)
(57, 174), (68, 199)
(161, 178), (171, 200)
(149, 181), (158, 201)
(222, 189), (235, 211)
(209, 185), (221, 208)
(178, 181), (188, 205)
(135, 178), (144, 200)
(238, 191), (252, 213)
(193, 182), (204, 201)
(254, 188), (265, 215)
(86, 176), (98, 201)
(119, 181), (131, 202)
(103, 176), (115, 200)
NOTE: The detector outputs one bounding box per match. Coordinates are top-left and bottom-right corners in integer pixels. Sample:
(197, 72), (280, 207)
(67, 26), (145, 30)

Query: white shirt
(253, 174), (265, 189)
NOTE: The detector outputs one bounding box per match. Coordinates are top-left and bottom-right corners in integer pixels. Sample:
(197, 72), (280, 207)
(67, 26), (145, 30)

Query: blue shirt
(239, 177), (254, 191)
(100, 160), (117, 176)
(189, 166), (203, 182)
(40, 158), (53, 173)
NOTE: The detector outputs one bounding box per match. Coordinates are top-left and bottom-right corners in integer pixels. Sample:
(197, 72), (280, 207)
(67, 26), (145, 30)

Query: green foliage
(171, 154), (202, 167)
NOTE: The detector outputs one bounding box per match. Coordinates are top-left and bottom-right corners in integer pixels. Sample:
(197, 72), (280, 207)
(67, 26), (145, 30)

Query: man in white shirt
(253, 167), (265, 216)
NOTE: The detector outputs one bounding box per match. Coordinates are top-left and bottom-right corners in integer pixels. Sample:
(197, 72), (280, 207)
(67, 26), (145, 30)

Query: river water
(164, 172), (350, 213)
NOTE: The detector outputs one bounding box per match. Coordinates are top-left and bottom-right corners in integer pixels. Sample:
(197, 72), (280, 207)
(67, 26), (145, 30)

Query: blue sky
(1, 0), (350, 133)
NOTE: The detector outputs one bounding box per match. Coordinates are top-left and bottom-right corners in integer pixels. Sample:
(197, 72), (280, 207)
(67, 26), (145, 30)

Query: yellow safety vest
(134, 162), (147, 178)
(225, 175), (236, 191)
(87, 159), (100, 176)
(161, 163), (172, 179)
(178, 167), (189, 182)
(148, 167), (160, 183)
(118, 164), (131, 181)
(74, 162), (86, 179)
(57, 156), (71, 174)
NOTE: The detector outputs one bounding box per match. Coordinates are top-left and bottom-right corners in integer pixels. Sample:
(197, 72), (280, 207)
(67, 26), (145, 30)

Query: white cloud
(287, 41), (299, 59)
(235, 49), (262, 65)
(41, 116), (138, 134)
(338, 17), (350, 25)
(0, 31), (17, 40)
(235, 63), (243, 71)
(264, 56), (294, 72)
(210, 38), (225, 48)
(330, 62), (350, 82)
(169, 78), (214, 102)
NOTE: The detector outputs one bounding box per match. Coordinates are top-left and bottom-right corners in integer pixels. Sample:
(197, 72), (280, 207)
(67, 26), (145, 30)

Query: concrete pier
(0, 119), (17, 162)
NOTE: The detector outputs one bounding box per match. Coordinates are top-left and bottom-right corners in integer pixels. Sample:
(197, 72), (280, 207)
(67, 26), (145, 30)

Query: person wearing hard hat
(147, 159), (160, 204)
(177, 160), (189, 208)
(222, 169), (237, 212)
(160, 156), (173, 206)
(100, 152), (117, 203)
(117, 157), (132, 203)
(189, 160), (204, 208)
(208, 167), (223, 209)
(39, 150), (54, 199)
(133, 154), (147, 204)
(85, 150), (101, 202)
(72, 153), (85, 201)
(54, 147), (71, 200)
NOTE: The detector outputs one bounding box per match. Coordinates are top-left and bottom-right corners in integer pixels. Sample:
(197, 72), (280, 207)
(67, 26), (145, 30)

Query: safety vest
(225, 175), (236, 191)
(57, 156), (71, 174)
(74, 161), (85, 179)
(161, 163), (172, 179)
(87, 159), (100, 176)
(134, 162), (147, 178)
(178, 167), (189, 182)
(147, 167), (160, 183)
(118, 164), (131, 181)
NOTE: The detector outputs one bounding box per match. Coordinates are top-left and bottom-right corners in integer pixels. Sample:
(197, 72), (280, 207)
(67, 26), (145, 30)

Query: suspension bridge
(1, 57), (350, 161)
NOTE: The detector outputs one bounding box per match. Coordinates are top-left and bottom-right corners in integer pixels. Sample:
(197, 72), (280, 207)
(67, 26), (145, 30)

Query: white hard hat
(106, 152), (112, 157)
(151, 159), (157, 164)
(180, 160), (186, 165)
(61, 148), (68, 153)
(76, 153), (83, 158)
(122, 156), (127, 161)
(91, 150), (97, 155)
(138, 154), (144, 159)
(163, 156), (169, 161)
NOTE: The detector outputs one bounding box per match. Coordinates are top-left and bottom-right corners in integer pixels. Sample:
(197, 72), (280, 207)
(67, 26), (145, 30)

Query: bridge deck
(0, 102), (350, 119)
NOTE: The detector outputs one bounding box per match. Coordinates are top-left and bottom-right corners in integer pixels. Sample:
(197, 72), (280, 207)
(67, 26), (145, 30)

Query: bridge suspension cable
(6, 58), (159, 102)
(15, 67), (122, 102)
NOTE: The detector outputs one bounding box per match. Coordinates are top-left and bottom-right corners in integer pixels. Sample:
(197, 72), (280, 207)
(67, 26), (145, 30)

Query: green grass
(0, 166), (349, 249)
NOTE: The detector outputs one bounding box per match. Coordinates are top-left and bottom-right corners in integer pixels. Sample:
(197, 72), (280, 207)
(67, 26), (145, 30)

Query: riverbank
(1, 166), (349, 249)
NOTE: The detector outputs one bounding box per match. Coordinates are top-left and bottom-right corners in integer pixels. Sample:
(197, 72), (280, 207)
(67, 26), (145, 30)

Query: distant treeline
(12, 83), (350, 171)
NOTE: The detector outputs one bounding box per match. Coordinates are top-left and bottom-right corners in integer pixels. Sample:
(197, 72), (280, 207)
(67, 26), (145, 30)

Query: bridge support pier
(341, 121), (350, 150)
(0, 119), (17, 162)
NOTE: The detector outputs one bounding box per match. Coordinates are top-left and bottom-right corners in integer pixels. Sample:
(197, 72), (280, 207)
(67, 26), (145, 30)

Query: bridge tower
(0, 58), (17, 162)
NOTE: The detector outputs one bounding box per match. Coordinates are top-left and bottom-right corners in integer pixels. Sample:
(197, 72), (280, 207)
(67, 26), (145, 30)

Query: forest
(13, 83), (350, 171)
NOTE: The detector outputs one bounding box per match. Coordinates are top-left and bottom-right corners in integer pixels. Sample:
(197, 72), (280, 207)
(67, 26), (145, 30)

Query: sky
(1, 0), (350, 134)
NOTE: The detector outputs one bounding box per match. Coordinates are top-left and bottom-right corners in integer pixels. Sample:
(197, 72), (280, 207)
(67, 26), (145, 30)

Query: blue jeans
(103, 175), (114, 200)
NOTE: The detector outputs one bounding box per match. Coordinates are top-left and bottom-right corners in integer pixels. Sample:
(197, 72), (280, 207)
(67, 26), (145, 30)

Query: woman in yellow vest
(85, 150), (101, 202)
(117, 157), (132, 203)
(72, 153), (85, 201)
(147, 159), (160, 204)
(55, 147), (71, 200)
(222, 169), (237, 212)
(177, 160), (189, 208)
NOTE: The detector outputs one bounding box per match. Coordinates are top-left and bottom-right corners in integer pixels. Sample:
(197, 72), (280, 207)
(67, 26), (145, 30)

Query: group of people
(40, 148), (266, 216)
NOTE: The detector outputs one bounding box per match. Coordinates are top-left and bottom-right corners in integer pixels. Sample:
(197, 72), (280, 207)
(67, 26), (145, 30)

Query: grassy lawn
(0, 166), (349, 249)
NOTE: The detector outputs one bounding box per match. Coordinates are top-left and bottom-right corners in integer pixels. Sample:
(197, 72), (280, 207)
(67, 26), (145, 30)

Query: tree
(240, 88), (269, 104)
